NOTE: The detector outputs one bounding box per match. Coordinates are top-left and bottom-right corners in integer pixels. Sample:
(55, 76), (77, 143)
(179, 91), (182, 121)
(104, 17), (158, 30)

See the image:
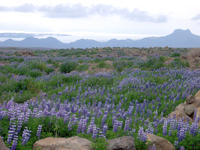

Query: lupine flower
(180, 146), (185, 150)
(124, 118), (130, 131)
(98, 131), (106, 138)
(92, 125), (97, 139)
(7, 122), (16, 144)
(68, 121), (72, 131)
(101, 114), (107, 127)
(24, 109), (31, 122)
(102, 124), (108, 136)
(77, 119), (83, 133)
(138, 127), (147, 142)
(174, 140), (179, 147)
(190, 122), (198, 136)
(36, 125), (42, 139)
(162, 120), (168, 136)
(151, 144), (156, 150)
(22, 127), (31, 145)
(17, 114), (24, 133)
(11, 135), (18, 150)
(118, 121), (123, 130)
(169, 118), (176, 130)
(87, 124), (93, 134)
(177, 120), (183, 131)
(146, 123), (154, 134)
(178, 127), (186, 142)
(113, 120), (118, 132)
(81, 119), (87, 133)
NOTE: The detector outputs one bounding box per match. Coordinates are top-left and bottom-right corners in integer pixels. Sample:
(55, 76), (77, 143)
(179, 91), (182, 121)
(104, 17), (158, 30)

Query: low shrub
(60, 62), (78, 73)
(139, 56), (165, 70)
(113, 60), (134, 72)
(169, 58), (189, 68)
(170, 52), (180, 57)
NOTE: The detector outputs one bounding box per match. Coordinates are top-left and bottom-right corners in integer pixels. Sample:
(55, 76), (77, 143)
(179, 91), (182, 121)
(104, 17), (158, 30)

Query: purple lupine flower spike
(36, 125), (42, 139)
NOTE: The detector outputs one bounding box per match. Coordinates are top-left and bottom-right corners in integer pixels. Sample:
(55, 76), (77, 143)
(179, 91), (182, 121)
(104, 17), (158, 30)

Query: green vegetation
(60, 61), (78, 73)
(139, 56), (166, 70)
(0, 47), (198, 150)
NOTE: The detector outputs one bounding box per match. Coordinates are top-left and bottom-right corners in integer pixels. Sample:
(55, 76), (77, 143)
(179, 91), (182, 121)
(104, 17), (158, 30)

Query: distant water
(0, 33), (156, 43)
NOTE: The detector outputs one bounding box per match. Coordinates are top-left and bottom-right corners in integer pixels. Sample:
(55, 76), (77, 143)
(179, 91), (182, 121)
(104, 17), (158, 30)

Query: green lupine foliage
(0, 47), (198, 150)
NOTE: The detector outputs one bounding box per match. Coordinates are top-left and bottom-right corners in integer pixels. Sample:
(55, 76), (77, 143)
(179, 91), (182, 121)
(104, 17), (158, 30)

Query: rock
(33, 136), (92, 150)
(168, 110), (193, 122)
(195, 107), (200, 126)
(0, 137), (9, 150)
(174, 103), (185, 112)
(186, 95), (195, 104)
(168, 90), (200, 125)
(147, 134), (175, 150)
(168, 103), (193, 122)
(184, 105), (195, 116)
(186, 91), (200, 107)
(193, 90), (200, 107)
(195, 90), (200, 98)
(107, 136), (136, 150)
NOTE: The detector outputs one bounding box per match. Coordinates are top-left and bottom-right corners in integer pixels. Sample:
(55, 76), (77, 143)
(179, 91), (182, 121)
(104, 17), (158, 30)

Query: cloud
(0, 6), (11, 11)
(40, 4), (89, 18)
(192, 14), (200, 20)
(0, 4), (35, 12)
(114, 8), (167, 23)
(0, 4), (167, 23)
(13, 4), (35, 12)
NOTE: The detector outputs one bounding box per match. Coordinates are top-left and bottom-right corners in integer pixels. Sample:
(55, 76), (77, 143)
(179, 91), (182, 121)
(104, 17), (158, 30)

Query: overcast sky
(0, 0), (200, 40)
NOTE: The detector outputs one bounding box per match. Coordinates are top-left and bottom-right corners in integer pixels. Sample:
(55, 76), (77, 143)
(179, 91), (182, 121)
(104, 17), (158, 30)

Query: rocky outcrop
(33, 136), (92, 150)
(196, 107), (200, 126)
(107, 136), (136, 150)
(0, 137), (9, 150)
(168, 103), (193, 122)
(194, 90), (200, 107)
(168, 90), (200, 125)
(147, 134), (175, 150)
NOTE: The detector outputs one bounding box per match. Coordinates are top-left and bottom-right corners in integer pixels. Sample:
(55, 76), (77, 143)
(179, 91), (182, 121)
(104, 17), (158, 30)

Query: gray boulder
(107, 136), (136, 150)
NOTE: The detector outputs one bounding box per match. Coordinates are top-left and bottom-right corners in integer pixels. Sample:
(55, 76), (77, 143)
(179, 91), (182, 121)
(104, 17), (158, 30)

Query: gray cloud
(40, 4), (89, 18)
(13, 4), (35, 12)
(0, 4), (167, 23)
(192, 14), (200, 20)
(0, 6), (11, 11)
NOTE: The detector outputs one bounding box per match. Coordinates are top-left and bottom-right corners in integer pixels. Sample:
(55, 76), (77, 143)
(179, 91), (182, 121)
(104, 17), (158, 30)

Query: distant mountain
(0, 33), (70, 38)
(0, 37), (66, 48)
(0, 29), (200, 48)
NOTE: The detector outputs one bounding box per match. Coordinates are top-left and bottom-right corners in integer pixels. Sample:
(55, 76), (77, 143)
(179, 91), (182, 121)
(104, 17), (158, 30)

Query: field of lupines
(0, 47), (200, 150)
